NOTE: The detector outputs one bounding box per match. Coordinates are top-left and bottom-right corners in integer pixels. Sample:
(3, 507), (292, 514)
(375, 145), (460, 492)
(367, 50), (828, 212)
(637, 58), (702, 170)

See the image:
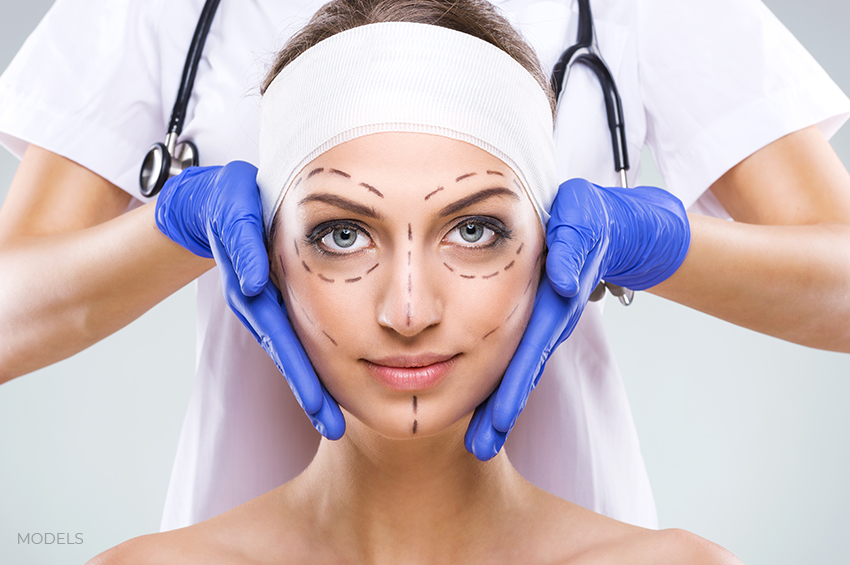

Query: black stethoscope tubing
(139, 0), (221, 197)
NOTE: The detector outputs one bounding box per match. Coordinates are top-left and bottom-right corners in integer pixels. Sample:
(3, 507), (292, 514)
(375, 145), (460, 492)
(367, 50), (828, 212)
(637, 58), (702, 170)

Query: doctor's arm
(650, 125), (850, 352)
(0, 145), (213, 382)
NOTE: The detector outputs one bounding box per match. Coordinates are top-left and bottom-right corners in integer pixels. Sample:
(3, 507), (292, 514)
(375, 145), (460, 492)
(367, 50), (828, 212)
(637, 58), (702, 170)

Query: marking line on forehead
(298, 193), (382, 220)
(486, 170), (505, 176)
(360, 182), (384, 198)
(329, 168), (351, 179)
(438, 187), (520, 218)
(456, 172), (477, 182)
(307, 167), (324, 178)
(424, 187), (444, 201)
(294, 239), (300, 257)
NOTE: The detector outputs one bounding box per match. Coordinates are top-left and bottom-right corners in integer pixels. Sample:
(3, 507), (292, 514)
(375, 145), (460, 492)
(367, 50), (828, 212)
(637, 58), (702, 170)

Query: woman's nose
(376, 248), (443, 337)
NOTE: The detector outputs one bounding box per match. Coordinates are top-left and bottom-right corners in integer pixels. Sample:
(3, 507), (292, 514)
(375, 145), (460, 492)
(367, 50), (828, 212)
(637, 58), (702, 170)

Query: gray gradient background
(1, 1), (848, 563)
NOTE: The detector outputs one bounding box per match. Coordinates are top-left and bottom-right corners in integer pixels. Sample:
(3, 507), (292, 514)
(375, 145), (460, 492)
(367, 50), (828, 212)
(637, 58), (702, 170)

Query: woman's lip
(364, 354), (460, 391)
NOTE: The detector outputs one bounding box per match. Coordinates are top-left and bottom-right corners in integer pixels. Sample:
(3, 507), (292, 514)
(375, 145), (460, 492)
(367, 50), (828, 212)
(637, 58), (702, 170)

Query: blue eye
(319, 225), (371, 253)
(445, 219), (501, 247)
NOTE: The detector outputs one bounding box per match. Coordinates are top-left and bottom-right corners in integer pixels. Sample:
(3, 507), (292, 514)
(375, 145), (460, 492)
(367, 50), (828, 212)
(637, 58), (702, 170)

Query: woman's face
(270, 132), (544, 440)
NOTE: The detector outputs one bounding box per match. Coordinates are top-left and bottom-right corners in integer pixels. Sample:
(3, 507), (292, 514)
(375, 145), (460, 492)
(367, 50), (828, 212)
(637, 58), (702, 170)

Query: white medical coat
(1, 0), (847, 531)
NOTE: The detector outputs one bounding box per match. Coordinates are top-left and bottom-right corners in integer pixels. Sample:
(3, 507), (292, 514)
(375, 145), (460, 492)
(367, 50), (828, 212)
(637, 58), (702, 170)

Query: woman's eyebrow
(298, 193), (383, 219)
(438, 187), (520, 217)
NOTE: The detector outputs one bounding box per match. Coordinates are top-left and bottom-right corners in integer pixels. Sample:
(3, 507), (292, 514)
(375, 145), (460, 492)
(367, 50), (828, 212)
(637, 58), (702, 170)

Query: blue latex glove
(155, 161), (345, 440)
(465, 178), (690, 460)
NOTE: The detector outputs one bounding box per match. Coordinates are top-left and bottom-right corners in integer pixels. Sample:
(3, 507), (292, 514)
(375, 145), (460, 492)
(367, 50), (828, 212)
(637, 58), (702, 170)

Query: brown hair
(260, 0), (555, 116)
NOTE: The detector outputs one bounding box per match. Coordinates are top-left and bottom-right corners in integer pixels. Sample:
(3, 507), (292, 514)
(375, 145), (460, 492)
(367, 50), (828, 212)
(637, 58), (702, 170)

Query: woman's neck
(289, 415), (534, 563)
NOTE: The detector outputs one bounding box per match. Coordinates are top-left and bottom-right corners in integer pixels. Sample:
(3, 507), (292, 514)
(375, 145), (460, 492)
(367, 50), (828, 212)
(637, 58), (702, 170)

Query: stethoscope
(140, 0), (633, 304)
(139, 0), (221, 198)
(552, 0), (634, 305)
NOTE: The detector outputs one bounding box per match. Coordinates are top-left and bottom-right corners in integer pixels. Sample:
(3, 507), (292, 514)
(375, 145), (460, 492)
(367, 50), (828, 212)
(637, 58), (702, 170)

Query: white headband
(257, 21), (557, 232)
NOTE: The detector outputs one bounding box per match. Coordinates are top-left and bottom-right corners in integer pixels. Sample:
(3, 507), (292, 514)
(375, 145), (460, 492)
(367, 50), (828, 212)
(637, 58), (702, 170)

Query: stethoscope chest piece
(139, 133), (199, 197)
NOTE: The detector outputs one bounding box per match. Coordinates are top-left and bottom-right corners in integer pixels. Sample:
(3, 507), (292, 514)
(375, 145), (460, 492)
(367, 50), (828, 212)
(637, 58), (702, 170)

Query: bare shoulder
(85, 531), (186, 565)
(624, 528), (743, 565)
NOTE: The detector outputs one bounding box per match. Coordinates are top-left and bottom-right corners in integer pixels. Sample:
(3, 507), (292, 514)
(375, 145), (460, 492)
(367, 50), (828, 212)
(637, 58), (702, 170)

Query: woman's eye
(318, 226), (371, 253)
(445, 220), (499, 247)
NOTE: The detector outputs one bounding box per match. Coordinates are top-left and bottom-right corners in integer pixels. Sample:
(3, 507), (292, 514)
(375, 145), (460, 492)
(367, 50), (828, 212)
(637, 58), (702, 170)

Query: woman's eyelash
(305, 221), (371, 253)
(447, 216), (513, 247)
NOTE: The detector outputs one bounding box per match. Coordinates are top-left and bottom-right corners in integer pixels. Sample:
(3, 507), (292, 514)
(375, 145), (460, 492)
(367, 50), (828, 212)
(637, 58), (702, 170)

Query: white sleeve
(637, 0), (850, 209)
(0, 0), (168, 200)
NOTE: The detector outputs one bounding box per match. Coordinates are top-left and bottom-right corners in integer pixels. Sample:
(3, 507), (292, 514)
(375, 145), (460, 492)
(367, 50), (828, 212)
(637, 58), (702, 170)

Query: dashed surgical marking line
(443, 262), (455, 272)
(360, 182), (384, 198)
(307, 167), (324, 178)
(482, 271), (499, 279)
(506, 303), (520, 321)
(322, 330), (338, 346)
(516, 242), (524, 255)
(503, 260), (515, 271)
(345, 276), (362, 283)
(460, 274), (476, 279)
(406, 303), (412, 327)
(408, 273), (412, 294)
(486, 170), (504, 176)
(524, 276), (534, 294)
(412, 420), (418, 434)
(512, 178), (522, 191)
(366, 263), (380, 274)
(408, 251), (411, 266)
(456, 172), (477, 183)
(408, 223), (412, 241)
(278, 254), (286, 278)
(292, 177), (303, 190)
(424, 186), (444, 201)
(297, 301), (314, 325)
(302, 261), (312, 273)
(317, 273), (335, 283)
(329, 168), (351, 178)
(294, 239), (300, 257)
(413, 396), (418, 414)
(482, 326), (500, 340)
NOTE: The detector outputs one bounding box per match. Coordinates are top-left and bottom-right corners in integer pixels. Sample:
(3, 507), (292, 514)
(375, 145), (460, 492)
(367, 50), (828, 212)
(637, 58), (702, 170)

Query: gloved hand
(155, 161), (345, 440)
(465, 178), (690, 460)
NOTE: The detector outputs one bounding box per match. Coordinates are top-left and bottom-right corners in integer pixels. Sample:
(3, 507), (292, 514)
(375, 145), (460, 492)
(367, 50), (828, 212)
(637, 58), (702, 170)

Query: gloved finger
(491, 278), (572, 432)
(467, 391), (507, 461)
(306, 382), (346, 440)
(210, 235), (325, 415)
(546, 227), (592, 298)
(219, 216), (269, 297)
(464, 399), (487, 454)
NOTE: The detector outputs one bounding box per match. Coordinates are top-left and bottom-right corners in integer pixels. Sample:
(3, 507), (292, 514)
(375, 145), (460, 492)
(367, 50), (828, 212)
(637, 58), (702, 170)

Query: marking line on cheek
(366, 263), (380, 274)
(456, 172), (477, 183)
(318, 273), (335, 283)
(503, 260), (515, 271)
(413, 395), (418, 414)
(482, 271), (499, 279)
(516, 243), (524, 255)
(424, 186), (444, 201)
(307, 167), (324, 178)
(278, 254), (286, 278)
(345, 276), (362, 283)
(322, 330), (338, 346)
(486, 170), (505, 176)
(294, 240), (300, 257)
(412, 420), (418, 434)
(482, 326), (499, 340)
(329, 168), (351, 179)
(460, 274), (476, 279)
(443, 262), (455, 272)
(360, 182), (384, 198)
(302, 261), (312, 273)
(506, 303), (520, 321)
(524, 276), (534, 295)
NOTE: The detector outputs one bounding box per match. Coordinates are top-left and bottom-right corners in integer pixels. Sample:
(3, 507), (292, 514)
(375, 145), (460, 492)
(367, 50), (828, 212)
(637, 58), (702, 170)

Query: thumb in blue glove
(155, 161), (345, 440)
(465, 178), (690, 460)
